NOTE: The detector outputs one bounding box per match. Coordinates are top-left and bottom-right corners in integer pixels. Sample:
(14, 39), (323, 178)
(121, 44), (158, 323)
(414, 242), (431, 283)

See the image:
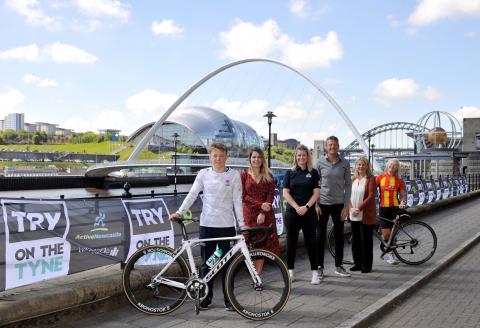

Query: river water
(0, 184), (193, 199)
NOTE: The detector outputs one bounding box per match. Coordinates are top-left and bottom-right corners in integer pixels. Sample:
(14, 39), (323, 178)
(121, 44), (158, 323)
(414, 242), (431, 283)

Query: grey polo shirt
(317, 155), (352, 208)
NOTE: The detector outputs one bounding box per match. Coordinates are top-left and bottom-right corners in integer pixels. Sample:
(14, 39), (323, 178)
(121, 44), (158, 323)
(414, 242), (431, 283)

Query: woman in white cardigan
(349, 157), (377, 273)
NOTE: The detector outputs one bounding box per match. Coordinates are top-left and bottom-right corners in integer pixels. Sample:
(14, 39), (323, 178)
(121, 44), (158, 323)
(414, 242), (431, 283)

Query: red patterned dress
(241, 171), (281, 256)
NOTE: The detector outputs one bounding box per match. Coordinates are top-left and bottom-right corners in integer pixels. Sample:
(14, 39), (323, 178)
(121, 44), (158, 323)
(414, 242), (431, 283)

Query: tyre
(225, 249), (291, 320)
(122, 246), (191, 315)
(392, 221), (437, 265)
(327, 227), (354, 265)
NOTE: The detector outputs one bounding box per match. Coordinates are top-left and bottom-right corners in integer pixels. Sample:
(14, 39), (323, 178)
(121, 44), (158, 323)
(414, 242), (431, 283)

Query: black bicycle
(328, 210), (437, 265)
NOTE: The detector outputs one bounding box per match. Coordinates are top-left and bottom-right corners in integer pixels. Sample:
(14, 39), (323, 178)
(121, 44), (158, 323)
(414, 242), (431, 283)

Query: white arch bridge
(86, 58), (372, 178)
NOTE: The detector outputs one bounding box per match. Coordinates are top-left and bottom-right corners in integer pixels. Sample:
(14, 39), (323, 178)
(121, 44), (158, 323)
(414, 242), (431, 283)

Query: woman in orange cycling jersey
(376, 158), (407, 265)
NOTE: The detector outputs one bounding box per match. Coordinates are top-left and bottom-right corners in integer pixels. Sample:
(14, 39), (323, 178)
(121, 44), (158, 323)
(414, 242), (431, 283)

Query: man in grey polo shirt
(316, 136), (352, 278)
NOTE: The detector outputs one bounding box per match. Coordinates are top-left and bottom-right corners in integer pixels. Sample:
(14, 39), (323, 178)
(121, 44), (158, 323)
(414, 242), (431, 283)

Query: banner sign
(122, 198), (174, 260)
(1, 199), (71, 290)
(0, 176), (467, 291)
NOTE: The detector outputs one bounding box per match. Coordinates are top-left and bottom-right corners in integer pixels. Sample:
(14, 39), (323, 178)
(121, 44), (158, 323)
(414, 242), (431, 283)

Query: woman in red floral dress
(241, 147), (281, 274)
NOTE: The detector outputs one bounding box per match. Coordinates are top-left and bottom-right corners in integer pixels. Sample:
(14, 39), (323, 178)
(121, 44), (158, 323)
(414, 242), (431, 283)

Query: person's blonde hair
(385, 158), (401, 179)
(247, 146), (273, 182)
(353, 156), (372, 179)
(292, 144), (313, 171)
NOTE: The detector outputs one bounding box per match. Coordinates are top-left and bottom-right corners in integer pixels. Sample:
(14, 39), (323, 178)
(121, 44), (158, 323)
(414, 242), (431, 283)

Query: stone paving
(372, 240), (480, 328)
(57, 198), (480, 328)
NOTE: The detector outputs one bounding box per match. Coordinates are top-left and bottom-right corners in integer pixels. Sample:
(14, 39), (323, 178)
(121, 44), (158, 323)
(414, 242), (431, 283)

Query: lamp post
(172, 132), (180, 195)
(263, 111), (276, 168)
(367, 134), (371, 164)
(371, 144), (375, 170)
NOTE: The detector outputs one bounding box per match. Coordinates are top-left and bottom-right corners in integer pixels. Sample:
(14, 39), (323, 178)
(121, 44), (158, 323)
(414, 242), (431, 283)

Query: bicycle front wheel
(327, 227), (354, 265)
(393, 221), (437, 265)
(122, 246), (190, 315)
(225, 249), (291, 320)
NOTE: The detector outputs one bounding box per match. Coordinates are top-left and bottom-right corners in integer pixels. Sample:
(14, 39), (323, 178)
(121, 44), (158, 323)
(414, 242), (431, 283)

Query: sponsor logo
(75, 212), (121, 240)
(78, 246), (119, 257)
(241, 308), (274, 318)
(92, 212), (107, 232)
(137, 302), (170, 313)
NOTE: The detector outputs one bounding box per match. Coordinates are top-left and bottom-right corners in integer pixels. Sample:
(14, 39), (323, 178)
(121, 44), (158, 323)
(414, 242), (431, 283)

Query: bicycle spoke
(123, 246), (190, 315)
(225, 250), (290, 320)
(393, 221), (437, 265)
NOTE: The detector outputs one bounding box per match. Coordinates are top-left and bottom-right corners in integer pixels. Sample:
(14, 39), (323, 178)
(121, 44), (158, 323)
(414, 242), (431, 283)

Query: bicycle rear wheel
(327, 227), (354, 265)
(392, 221), (437, 265)
(225, 250), (291, 320)
(122, 246), (190, 315)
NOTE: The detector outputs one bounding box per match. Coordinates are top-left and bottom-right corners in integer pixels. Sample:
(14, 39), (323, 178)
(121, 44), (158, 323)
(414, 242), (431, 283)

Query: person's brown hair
(248, 146), (273, 182)
(208, 142), (227, 154)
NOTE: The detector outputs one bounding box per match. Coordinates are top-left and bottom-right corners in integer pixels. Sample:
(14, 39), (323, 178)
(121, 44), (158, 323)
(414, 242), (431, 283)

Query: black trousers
(351, 221), (375, 271)
(318, 203), (344, 267)
(285, 208), (318, 270)
(199, 226), (236, 302)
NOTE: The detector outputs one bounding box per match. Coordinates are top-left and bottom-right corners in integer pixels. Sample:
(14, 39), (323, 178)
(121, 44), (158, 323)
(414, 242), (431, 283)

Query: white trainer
(385, 253), (399, 265)
(288, 269), (294, 281)
(311, 270), (320, 285)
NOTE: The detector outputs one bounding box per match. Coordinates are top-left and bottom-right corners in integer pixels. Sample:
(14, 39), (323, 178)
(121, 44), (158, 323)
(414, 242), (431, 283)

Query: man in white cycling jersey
(169, 142), (244, 311)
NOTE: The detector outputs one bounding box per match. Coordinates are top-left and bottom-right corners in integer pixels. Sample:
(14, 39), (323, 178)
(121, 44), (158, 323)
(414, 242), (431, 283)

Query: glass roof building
(128, 106), (264, 157)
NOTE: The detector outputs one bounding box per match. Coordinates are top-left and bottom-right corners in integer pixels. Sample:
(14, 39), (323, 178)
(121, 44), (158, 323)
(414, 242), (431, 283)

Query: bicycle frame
(150, 234), (261, 292)
(375, 216), (418, 254)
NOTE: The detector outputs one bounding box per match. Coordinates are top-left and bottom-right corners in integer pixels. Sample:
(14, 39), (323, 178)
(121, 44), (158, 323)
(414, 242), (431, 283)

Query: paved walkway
(57, 197), (480, 328)
(372, 240), (480, 328)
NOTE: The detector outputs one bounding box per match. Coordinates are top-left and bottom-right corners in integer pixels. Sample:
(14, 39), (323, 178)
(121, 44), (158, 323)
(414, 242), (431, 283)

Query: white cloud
(219, 19), (283, 59)
(408, 0), (480, 26)
(374, 78), (419, 98)
(386, 15), (402, 28)
(74, 0), (130, 22)
(152, 20), (184, 38)
(5, 0), (61, 30)
(219, 19), (343, 70)
(44, 42), (98, 64)
(23, 73), (58, 88)
(0, 44), (40, 61)
(210, 98), (268, 122)
(125, 89), (178, 116)
(424, 85), (440, 101)
(0, 88), (25, 117)
(0, 42), (98, 64)
(282, 31), (343, 69)
(452, 106), (480, 120)
(72, 19), (104, 32)
(289, 0), (307, 17)
(64, 109), (125, 133)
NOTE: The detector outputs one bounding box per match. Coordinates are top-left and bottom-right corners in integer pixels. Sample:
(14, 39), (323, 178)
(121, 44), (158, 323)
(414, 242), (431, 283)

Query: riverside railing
(0, 174), (474, 292)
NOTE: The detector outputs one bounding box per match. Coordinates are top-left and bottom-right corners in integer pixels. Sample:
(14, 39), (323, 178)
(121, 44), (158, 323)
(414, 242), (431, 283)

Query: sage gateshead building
(128, 106), (264, 157)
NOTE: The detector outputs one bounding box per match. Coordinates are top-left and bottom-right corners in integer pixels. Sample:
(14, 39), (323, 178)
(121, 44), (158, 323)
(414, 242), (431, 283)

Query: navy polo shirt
(282, 167), (320, 211)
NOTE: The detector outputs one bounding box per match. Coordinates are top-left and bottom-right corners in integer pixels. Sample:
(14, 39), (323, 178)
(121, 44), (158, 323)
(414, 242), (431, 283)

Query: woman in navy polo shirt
(282, 144), (321, 285)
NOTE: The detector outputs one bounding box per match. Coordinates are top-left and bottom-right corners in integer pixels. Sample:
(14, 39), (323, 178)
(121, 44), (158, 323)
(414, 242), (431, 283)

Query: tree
(32, 134), (42, 145)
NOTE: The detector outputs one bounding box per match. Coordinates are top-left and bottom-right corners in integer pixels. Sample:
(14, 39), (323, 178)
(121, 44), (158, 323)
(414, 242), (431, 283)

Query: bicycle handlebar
(172, 215), (273, 248)
(240, 224), (273, 248)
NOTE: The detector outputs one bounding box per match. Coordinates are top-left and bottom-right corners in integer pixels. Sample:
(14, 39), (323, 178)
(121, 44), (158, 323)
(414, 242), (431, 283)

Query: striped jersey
(376, 173), (405, 207)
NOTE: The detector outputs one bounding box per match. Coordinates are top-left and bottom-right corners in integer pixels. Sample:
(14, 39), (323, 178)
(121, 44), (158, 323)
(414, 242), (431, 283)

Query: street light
(172, 132), (180, 195)
(371, 144), (375, 170)
(263, 111), (276, 168)
(367, 134), (371, 164)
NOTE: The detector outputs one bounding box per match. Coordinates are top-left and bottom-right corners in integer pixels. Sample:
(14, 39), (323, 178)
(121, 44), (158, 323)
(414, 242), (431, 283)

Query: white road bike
(122, 217), (291, 320)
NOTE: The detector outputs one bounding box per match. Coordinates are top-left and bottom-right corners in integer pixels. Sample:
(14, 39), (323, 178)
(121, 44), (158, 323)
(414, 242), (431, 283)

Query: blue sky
(0, 0), (479, 148)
